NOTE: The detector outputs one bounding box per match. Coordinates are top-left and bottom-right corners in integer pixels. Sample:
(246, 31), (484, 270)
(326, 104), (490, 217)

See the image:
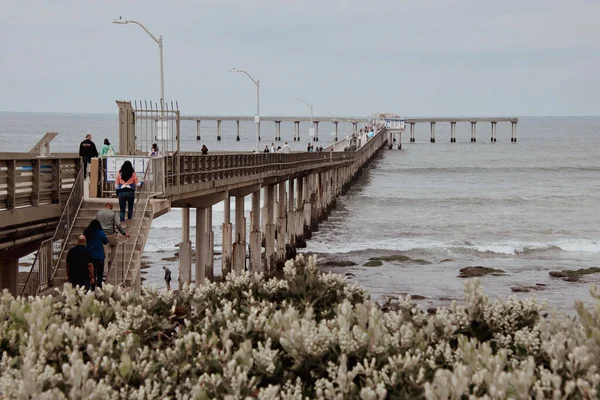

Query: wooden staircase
(38, 201), (154, 296)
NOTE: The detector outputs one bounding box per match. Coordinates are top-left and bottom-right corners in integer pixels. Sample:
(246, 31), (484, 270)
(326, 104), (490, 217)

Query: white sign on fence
(156, 120), (170, 140)
(105, 156), (149, 183)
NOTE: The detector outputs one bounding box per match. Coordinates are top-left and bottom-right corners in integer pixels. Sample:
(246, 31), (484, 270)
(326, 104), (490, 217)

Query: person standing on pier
(95, 202), (129, 273)
(201, 145), (209, 155)
(79, 134), (98, 179)
(99, 139), (116, 157)
(84, 220), (108, 289)
(148, 143), (160, 157)
(282, 142), (290, 153)
(66, 235), (94, 291)
(115, 161), (140, 224)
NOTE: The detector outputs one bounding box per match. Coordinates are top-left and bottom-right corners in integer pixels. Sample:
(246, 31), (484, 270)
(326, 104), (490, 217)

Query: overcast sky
(1, 0), (599, 117)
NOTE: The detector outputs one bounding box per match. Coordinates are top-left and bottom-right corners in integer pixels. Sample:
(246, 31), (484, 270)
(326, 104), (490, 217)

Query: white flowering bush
(1, 254), (600, 399)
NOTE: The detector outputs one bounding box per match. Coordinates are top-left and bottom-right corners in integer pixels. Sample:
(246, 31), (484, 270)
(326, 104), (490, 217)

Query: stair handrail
(21, 164), (85, 296)
(120, 157), (164, 288)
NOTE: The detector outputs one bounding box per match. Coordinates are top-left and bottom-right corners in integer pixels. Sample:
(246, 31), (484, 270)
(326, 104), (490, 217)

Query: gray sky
(1, 0), (599, 116)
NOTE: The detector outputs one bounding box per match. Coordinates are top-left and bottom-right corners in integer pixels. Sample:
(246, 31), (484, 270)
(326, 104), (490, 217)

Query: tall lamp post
(112, 17), (165, 152)
(296, 98), (314, 141)
(231, 68), (260, 153)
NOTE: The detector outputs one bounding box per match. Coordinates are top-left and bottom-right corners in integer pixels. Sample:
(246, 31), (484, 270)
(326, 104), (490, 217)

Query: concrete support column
(196, 120), (201, 140)
(179, 207), (192, 286)
(296, 177), (303, 211)
(334, 121), (339, 141)
(207, 208), (214, 281)
(195, 207), (207, 284)
(294, 121), (300, 141)
(511, 122), (517, 143)
(250, 190), (262, 272)
(491, 122), (497, 142)
(222, 196), (233, 277)
(430, 122), (436, 143)
(387, 130), (393, 149)
(410, 123), (415, 142)
(265, 185), (276, 273)
(352, 122), (358, 133)
(275, 121), (281, 141)
(236, 120), (240, 142)
(0, 258), (18, 296)
(311, 174), (320, 230)
(277, 182), (287, 265)
(233, 196), (246, 275)
(450, 122), (456, 143)
(302, 175), (312, 240)
(470, 122), (477, 143)
(217, 120), (222, 141)
(314, 121), (319, 141)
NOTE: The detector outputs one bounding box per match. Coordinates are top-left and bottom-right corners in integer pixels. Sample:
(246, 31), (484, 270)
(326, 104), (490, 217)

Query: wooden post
(6, 160), (16, 210)
(51, 159), (61, 204)
(31, 159), (40, 207)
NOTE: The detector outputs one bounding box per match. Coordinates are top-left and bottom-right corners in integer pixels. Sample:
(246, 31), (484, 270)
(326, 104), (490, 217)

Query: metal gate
(116, 100), (180, 157)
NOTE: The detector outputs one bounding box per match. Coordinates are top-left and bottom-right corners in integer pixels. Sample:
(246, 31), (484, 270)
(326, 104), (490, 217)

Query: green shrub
(0, 254), (598, 399)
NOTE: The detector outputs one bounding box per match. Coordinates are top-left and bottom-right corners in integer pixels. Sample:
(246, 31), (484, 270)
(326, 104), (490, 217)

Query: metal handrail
(21, 165), (84, 296)
(120, 158), (163, 288)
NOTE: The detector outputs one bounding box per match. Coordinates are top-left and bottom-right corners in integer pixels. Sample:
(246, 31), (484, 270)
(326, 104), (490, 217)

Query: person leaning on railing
(95, 202), (130, 272)
(115, 161), (141, 225)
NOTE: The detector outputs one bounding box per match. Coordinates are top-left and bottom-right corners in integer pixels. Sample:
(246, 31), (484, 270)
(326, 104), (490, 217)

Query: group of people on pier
(263, 142), (291, 153)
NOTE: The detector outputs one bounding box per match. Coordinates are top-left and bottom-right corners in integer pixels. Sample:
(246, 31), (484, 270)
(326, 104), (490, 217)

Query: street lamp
(112, 17), (166, 151)
(296, 98), (314, 141)
(231, 68), (260, 152)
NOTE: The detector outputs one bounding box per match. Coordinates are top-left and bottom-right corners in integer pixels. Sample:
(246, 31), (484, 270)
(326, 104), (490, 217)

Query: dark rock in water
(511, 285), (546, 293)
(439, 259), (454, 263)
(427, 307), (437, 314)
(363, 260), (383, 267)
(161, 256), (178, 262)
(285, 244), (297, 261)
(295, 237), (307, 248)
(369, 254), (431, 265)
(536, 283), (547, 287)
(562, 277), (580, 282)
(458, 266), (505, 278)
(345, 273), (355, 277)
(549, 267), (600, 279)
(324, 260), (357, 267)
(411, 294), (426, 300)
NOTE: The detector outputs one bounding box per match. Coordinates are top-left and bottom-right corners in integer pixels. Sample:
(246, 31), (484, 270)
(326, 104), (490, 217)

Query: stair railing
(120, 157), (164, 288)
(21, 164), (85, 296)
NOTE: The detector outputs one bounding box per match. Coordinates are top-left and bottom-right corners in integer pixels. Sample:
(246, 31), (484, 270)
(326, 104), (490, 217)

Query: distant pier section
(179, 115), (519, 143)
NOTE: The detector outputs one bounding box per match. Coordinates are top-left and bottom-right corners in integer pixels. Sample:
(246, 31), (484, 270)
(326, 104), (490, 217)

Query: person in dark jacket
(66, 235), (94, 290)
(84, 219), (108, 289)
(201, 145), (209, 155)
(79, 134), (98, 178)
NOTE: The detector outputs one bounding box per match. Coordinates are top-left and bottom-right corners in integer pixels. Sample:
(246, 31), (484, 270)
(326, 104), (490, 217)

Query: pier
(178, 115), (518, 143)
(0, 103), (518, 297)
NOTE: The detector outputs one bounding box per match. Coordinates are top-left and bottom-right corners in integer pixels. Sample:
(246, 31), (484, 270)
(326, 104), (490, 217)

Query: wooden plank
(6, 160), (16, 210)
(52, 159), (61, 204)
(32, 159), (40, 207)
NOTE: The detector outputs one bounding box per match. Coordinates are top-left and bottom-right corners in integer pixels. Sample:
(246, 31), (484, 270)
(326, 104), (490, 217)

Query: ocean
(2, 111), (599, 312)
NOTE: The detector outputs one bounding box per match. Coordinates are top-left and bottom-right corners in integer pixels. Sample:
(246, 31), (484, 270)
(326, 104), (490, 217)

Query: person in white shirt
(270, 143), (276, 153)
(282, 142), (291, 153)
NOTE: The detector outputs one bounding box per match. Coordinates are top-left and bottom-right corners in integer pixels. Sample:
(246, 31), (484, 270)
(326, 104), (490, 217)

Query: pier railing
(0, 156), (80, 215)
(21, 166), (84, 296)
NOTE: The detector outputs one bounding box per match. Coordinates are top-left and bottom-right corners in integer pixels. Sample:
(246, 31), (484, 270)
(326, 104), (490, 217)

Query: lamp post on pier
(112, 17), (165, 152)
(296, 98), (314, 141)
(231, 68), (260, 153)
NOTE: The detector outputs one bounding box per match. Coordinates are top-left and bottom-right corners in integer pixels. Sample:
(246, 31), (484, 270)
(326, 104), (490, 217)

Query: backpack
(107, 146), (115, 156)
